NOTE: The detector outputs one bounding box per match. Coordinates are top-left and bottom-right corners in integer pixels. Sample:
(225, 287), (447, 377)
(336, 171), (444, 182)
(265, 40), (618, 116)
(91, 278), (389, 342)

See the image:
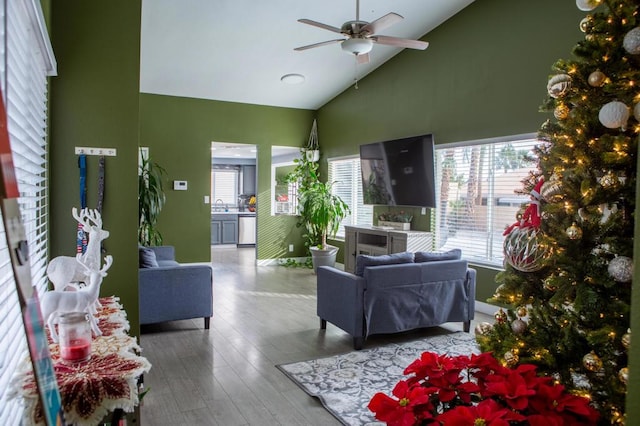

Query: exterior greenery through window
(327, 156), (373, 238)
(433, 135), (539, 267)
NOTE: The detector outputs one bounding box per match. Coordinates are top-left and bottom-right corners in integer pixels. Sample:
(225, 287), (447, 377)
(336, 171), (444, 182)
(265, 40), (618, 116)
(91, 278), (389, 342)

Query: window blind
(0, 0), (55, 423)
(433, 136), (539, 267)
(211, 168), (239, 206)
(328, 156), (373, 238)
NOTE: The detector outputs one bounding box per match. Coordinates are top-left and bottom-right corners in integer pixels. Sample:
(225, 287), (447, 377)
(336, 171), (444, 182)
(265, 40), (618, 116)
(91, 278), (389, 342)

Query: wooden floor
(139, 247), (492, 425)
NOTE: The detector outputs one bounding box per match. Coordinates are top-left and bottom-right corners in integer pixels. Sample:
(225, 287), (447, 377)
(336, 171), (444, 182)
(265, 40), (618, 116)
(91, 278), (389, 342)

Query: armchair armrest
(316, 266), (366, 340)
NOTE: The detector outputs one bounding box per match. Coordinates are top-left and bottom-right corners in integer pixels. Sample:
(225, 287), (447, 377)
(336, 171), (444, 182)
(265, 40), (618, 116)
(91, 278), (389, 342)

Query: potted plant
(138, 151), (166, 246)
(299, 178), (350, 273)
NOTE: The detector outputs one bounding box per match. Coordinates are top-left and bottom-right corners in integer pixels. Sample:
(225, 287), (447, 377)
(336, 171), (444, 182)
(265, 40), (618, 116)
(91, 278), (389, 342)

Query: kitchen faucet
(215, 199), (224, 212)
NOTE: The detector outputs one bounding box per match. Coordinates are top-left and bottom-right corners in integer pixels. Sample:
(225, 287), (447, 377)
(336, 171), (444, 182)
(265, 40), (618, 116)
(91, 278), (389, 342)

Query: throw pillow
(139, 246), (159, 268)
(414, 248), (462, 263)
(355, 252), (414, 276)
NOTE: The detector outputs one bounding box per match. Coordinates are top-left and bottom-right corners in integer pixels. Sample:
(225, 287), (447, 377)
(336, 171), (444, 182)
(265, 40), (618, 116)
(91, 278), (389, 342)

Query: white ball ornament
(580, 17), (590, 33)
(608, 256), (633, 283)
(598, 101), (629, 129)
(634, 102), (640, 122)
(547, 74), (572, 98)
(576, 0), (600, 11)
(623, 27), (640, 55)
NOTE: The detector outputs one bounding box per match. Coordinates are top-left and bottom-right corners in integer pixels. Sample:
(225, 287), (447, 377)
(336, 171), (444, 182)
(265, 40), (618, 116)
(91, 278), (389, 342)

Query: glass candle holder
(58, 312), (92, 363)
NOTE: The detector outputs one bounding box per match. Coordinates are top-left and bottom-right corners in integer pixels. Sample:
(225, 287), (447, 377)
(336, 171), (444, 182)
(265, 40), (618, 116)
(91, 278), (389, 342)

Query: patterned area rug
(277, 332), (480, 425)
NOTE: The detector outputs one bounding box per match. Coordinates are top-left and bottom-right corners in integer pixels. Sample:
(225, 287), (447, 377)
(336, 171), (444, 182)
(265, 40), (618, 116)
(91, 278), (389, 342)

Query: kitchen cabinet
(242, 165), (256, 195)
(211, 214), (238, 245)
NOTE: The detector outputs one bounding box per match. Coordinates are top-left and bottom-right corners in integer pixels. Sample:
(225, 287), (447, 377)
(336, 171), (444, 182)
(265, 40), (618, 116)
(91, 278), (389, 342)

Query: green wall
(138, 94), (315, 261)
(49, 1), (142, 331)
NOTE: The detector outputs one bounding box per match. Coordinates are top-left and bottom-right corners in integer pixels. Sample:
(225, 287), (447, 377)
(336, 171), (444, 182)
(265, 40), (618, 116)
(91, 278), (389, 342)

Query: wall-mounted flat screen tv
(360, 134), (436, 208)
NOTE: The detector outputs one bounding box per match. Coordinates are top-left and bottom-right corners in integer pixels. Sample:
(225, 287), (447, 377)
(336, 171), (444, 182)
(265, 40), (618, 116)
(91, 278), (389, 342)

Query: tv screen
(360, 134), (436, 208)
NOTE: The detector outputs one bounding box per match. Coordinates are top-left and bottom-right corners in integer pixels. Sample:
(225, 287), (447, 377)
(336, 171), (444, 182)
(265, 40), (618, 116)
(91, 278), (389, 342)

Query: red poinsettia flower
(368, 380), (434, 426)
(404, 352), (462, 382)
(529, 382), (599, 424)
(436, 398), (523, 426)
(483, 368), (536, 411)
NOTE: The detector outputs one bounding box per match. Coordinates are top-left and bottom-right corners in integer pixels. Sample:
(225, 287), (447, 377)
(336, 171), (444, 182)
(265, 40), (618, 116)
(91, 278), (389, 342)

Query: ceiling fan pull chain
(354, 59), (359, 89)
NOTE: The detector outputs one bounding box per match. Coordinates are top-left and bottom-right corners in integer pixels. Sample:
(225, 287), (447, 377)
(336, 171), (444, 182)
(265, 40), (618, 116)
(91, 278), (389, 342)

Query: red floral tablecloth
(10, 297), (152, 426)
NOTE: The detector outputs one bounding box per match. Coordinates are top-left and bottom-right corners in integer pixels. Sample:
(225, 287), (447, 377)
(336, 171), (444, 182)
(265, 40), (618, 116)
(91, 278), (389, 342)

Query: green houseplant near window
(299, 176), (350, 273)
(138, 153), (166, 246)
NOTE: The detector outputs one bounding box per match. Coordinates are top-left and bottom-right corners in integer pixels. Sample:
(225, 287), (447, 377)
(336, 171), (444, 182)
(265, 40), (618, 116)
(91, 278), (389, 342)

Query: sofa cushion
(355, 252), (414, 276)
(139, 246), (159, 268)
(157, 260), (180, 267)
(414, 248), (462, 263)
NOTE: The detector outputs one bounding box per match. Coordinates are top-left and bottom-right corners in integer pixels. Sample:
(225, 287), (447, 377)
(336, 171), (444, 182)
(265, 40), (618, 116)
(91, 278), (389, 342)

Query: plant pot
(305, 149), (320, 162)
(310, 245), (338, 274)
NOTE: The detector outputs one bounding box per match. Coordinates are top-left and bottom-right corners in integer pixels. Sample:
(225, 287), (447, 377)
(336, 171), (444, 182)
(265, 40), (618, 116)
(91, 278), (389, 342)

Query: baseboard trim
(475, 301), (500, 316)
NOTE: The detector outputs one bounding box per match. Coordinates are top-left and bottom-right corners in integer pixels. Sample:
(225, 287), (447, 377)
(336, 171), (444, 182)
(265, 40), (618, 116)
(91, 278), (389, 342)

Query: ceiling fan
(294, 0), (429, 64)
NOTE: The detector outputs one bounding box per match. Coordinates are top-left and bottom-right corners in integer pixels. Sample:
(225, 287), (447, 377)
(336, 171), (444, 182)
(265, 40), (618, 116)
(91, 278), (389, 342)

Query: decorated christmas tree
(477, 0), (637, 423)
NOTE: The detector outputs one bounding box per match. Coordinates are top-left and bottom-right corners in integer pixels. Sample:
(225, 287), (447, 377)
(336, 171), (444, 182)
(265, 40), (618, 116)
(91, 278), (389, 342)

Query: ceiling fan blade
(356, 52), (370, 64)
(372, 35), (429, 50)
(298, 19), (342, 34)
(361, 13), (403, 35)
(294, 39), (344, 51)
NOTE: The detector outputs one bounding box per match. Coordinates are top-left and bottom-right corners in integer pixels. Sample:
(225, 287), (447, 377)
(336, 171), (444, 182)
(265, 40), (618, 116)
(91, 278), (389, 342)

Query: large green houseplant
(138, 152), (166, 246)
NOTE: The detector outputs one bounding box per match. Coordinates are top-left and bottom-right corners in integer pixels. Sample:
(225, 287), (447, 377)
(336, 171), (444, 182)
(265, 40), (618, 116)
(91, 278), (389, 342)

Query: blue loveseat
(316, 250), (476, 349)
(139, 245), (213, 329)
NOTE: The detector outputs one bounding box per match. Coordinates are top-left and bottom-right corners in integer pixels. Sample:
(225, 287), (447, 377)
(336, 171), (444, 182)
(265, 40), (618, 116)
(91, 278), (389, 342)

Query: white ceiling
(140, 0), (475, 110)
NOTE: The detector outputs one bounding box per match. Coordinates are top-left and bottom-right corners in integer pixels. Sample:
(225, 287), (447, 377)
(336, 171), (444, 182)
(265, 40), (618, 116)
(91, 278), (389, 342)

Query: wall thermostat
(173, 180), (188, 190)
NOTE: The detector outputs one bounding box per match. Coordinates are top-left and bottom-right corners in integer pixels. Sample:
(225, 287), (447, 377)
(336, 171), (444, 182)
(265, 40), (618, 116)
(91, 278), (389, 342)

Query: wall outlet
(204, 195), (210, 204)
(289, 244), (294, 252)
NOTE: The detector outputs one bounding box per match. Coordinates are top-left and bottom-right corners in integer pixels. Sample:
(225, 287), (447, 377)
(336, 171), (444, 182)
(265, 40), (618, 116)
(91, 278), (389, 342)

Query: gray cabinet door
(221, 220), (238, 244)
(211, 220), (222, 244)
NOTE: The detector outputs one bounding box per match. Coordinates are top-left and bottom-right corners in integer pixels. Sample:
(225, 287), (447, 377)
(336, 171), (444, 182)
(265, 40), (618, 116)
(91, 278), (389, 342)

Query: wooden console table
(344, 225), (434, 273)
(9, 296), (151, 426)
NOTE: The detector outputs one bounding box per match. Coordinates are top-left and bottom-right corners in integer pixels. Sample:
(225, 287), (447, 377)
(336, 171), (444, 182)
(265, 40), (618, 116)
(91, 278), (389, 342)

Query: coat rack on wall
(74, 146), (117, 156)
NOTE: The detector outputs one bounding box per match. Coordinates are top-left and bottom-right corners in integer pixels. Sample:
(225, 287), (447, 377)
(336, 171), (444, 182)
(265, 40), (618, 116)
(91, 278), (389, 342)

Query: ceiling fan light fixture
(281, 73), (306, 84)
(341, 37), (373, 55)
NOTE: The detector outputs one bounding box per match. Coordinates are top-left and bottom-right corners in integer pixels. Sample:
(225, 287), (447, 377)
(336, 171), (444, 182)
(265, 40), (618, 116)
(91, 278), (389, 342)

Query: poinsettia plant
(368, 352), (599, 426)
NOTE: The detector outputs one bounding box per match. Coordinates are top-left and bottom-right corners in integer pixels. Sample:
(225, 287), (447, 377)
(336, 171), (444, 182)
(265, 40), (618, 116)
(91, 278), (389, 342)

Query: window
(0, 0), (56, 424)
(328, 156), (373, 238)
(211, 167), (239, 208)
(433, 135), (539, 267)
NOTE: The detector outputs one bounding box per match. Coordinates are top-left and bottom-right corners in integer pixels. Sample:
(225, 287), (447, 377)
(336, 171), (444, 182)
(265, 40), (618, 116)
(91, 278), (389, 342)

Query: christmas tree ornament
(579, 17), (590, 33)
(554, 104), (570, 120)
(547, 74), (572, 98)
(598, 101), (630, 129)
(634, 102), (640, 122)
(494, 308), (508, 324)
(587, 70), (606, 87)
(503, 350), (519, 367)
(511, 318), (527, 335)
(474, 322), (493, 336)
(599, 203), (618, 223)
(618, 367), (629, 385)
(504, 227), (547, 272)
(599, 171), (617, 188)
(623, 27), (640, 55)
(566, 222), (583, 240)
(576, 0), (600, 11)
(516, 306), (528, 317)
(622, 329), (631, 350)
(541, 177), (564, 202)
(582, 351), (603, 371)
(608, 256), (633, 283)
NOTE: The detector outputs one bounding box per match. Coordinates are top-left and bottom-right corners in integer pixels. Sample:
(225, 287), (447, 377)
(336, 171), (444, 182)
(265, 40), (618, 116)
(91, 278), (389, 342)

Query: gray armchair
(317, 255), (476, 349)
(139, 246), (213, 329)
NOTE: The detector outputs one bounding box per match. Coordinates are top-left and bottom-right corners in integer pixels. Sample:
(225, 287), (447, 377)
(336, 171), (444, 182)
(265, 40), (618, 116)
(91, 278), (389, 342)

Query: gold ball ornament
(566, 222), (583, 240)
(608, 256), (633, 283)
(587, 70), (606, 87)
(511, 319), (527, 335)
(599, 171), (617, 189)
(494, 308), (508, 324)
(475, 322), (494, 336)
(576, 0), (600, 11)
(619, 367), (629, 385)
(554, 104), (570, 120)
(504, 351), (519, 367)
(582, 351), (603, 372)
(516, 306), (528, 317)
(503, 227), (547, 272)
(541, 179), (563, 202)
(622, 329), (631, 350)
(599, 101), (630, 130)
(623, 27), (640, 55)
(547, 74), (572, 98)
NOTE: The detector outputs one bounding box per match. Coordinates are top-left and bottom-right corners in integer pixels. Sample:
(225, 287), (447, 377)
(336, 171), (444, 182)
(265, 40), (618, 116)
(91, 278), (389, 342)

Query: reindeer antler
(71, 207), (103, 232)
(76, 254), (113, 276)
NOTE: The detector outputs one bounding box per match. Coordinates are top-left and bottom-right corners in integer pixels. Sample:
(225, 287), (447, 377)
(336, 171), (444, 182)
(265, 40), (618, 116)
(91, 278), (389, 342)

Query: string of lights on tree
(476, 0), (637, 423)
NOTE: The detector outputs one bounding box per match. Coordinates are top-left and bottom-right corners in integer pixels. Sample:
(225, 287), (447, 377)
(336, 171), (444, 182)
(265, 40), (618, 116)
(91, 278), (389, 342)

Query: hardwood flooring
(139, 247), (492, 425)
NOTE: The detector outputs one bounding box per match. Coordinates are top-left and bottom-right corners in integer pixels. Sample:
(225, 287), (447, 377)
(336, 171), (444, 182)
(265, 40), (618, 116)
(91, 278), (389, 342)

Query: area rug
(277, 332), (479, 426)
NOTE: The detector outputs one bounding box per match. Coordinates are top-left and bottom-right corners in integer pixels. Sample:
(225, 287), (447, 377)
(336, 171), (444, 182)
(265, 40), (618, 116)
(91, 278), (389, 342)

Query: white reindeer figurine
(47, 207), (109, 292)
(41, 255), (113, 343)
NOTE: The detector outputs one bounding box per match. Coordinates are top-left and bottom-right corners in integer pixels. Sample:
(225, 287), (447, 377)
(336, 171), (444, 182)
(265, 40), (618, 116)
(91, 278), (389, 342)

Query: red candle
(61, 338), (91, 362)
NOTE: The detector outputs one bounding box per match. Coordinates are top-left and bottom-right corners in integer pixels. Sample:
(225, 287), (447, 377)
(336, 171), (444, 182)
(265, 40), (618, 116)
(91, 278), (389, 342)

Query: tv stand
(344, 225), (433, 273)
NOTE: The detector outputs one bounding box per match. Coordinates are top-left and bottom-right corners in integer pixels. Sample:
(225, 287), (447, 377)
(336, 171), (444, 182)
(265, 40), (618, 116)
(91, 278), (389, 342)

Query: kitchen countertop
(211, 211), (256, 216)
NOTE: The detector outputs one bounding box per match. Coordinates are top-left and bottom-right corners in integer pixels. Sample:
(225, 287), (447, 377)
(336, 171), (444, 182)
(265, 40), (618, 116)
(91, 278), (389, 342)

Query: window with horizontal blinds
(211, 168), (239, 207)
(433, 135), (539, 267)
(0, 0), (56, 424)
(327, 156), (373, 238)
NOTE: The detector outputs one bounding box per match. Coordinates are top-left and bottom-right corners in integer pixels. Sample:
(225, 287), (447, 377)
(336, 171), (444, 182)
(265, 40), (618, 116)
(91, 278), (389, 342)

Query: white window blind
(0, 0), (55, 424)
(211, 168), (239, 207)
(328, 156), (373, 238)
(433, 136), (538, 267)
